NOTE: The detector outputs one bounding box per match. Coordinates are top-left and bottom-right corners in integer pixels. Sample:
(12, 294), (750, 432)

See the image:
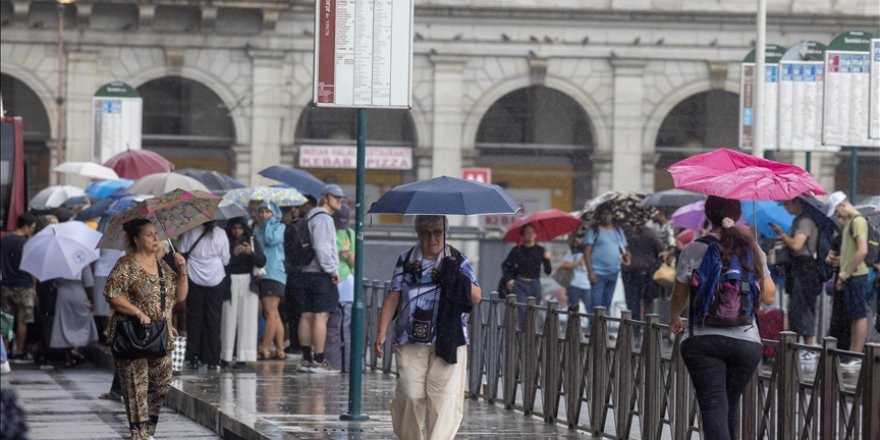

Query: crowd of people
(0, 184), (356, 379)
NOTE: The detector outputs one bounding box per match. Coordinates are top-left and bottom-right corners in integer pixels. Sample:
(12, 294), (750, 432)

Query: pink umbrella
(667, 148), (826, 200)
(104, 149), (174, 180)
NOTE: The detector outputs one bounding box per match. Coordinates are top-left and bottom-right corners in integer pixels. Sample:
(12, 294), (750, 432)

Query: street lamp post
(55, 0), (73, 184)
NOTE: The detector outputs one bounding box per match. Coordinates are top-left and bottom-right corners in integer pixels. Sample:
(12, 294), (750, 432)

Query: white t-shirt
(675, 234), (769, 344)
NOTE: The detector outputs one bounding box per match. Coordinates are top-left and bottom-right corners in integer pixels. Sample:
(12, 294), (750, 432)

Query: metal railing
(359, 281), (880, 439)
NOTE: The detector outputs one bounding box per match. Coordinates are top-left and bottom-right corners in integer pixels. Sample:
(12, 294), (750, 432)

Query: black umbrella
(176, 169), (245, 192)
(642, 189), (705, 216)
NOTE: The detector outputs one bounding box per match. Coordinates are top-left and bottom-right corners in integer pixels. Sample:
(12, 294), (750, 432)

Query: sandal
(273, 351), (287, 361)
(258, 352), (271, 361)
(99, 392), (121, 401)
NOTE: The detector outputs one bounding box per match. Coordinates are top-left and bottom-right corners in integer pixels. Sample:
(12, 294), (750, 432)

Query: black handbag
(111, 262), (169, 360)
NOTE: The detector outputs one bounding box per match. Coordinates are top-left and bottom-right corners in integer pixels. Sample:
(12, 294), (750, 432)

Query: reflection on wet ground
(171, 362), (584, 439)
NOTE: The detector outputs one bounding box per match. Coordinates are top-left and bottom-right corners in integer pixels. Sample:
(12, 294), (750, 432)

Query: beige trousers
(390, 344), (467, 440)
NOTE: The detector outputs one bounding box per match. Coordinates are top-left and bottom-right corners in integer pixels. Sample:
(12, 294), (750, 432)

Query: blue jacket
(254, 202), (286, 284)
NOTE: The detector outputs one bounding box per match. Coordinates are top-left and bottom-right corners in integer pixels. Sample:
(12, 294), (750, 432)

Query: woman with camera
(104, 219), (188, 440)
(374, 215), (482, 440)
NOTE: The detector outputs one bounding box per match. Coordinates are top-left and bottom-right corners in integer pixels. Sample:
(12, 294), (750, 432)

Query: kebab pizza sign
(299, 145), (412, 170)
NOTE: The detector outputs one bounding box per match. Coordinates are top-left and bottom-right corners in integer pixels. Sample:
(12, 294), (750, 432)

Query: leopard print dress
(104, 255), (178, 440)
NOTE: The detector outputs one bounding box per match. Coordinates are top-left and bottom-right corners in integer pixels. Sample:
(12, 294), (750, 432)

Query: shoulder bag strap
(185, 229), (210, 257)
(156, 260), (167, 311)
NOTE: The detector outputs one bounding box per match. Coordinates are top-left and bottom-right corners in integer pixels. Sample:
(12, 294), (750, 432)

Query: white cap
(825, 191), (846, 217)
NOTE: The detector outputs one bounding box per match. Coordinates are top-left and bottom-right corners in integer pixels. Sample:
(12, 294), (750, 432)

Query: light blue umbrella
(741, 201), (795, 238)
(85, 179), (134, 198)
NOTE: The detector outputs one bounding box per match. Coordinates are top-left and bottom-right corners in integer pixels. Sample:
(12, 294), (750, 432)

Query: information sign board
(91, 82), (142, 163)
(823, 30), (879, 147)
(740, 45), (786, 151)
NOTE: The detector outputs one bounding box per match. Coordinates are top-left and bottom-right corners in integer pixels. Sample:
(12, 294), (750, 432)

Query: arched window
(654, 90), (738, 190)
(137, 76), (235, 173)
(475, 85), (593, 211)
(1, 73), (52, 196)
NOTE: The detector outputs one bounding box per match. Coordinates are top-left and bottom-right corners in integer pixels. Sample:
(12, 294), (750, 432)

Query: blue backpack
(689, 236), (761, 329)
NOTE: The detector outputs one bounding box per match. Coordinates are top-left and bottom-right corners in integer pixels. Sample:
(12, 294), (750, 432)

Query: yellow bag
(652, 262), (675, 286)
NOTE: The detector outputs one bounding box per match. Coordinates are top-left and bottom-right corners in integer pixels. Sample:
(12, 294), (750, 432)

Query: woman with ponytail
(667, 196), (775, 440)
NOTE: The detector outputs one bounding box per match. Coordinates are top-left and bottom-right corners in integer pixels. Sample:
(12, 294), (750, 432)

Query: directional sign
(314, 0), (413, 108)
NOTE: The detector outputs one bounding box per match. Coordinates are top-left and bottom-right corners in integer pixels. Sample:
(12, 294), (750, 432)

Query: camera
(409, 306), (434, 343)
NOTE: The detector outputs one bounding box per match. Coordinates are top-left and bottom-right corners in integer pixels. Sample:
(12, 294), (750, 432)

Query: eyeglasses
(418, 229), (444, 238)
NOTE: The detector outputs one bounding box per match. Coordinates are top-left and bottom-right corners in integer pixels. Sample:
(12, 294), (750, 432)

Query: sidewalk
(1, 362), (218, 440)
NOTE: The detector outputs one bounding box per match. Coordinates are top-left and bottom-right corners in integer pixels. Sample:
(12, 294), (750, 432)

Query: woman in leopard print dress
(104, 219), (189, 440)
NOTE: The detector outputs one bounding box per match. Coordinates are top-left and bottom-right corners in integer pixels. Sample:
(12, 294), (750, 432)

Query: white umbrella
(20, 221), (101, 281)
(127, 172), (210, 196)
(29, 185), (86, 210)
(54, 161), (120, 180)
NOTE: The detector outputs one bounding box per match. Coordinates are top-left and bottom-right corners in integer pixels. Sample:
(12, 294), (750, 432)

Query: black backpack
(284, 211), (330, 269)
(853, 214), (880, 267)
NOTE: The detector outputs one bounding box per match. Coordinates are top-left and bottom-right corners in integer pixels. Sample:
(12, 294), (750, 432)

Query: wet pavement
(1, 362), (218, 440)
(166, 360), (585, 439)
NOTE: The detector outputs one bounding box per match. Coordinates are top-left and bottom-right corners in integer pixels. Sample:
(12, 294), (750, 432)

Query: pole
(849, 147), (857, 204)
(805, 151), (812, 173)
(341, 108), (369, 421)
(753, 0), (766, 159)
(55, 1), (66, 184)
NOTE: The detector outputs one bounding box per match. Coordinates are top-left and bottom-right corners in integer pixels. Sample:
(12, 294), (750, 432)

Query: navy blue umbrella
(176, 169), (245, 192)
(75, 198), (115, 221)
(258, 165), (325, 198)
(368, 176), (519, 216)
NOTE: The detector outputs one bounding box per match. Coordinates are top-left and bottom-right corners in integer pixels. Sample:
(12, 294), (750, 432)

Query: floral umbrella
(222, 186), (307, 207)
(667, 148), (826, 200)
(581, 191), (656, 233)
(97, 189), (220, 250)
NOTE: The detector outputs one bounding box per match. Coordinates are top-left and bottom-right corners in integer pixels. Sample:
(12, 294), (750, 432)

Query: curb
(85, 342), (270, 440)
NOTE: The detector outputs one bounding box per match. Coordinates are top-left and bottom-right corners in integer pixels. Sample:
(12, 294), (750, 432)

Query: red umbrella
(667, 148), (826, 200)
(104, 150), (174, 180)
(503, 209), (582, 243)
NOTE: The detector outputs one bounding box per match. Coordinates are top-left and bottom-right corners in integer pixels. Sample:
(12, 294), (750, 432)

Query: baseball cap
(333, 203), (351, 229)
(825, 191), (846, 217)
(323, 184), (346, 198)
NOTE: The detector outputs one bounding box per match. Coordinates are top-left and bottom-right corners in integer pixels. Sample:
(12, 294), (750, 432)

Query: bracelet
(180, 272), (188, 276)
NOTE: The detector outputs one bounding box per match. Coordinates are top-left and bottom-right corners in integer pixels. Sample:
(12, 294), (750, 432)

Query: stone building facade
(1, 0), (878, 211)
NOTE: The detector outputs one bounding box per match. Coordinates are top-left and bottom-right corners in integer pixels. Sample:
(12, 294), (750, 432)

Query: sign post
(91, 82), (142, 163)
(313, 0), (414, 422)
(740, 45), (786, 153)
(822, 30), (878, 202)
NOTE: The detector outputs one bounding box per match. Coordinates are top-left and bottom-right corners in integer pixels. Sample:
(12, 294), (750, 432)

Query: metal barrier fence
(359, 280), (880, 439)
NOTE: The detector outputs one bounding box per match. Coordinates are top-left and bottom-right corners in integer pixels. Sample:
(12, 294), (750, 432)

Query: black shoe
(219, 360), (229, 369)
(189, 360), (199, 369)
(235, 361), (246, 368)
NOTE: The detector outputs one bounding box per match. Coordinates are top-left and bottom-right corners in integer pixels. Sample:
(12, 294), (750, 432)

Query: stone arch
(0, 64), (57, 139)
(135, 75), (238, 174)
(641, 79), (739, 154)
(0, 71), (55, 195)
(129, 67), (248, 147)
(462, 75), (610, 154)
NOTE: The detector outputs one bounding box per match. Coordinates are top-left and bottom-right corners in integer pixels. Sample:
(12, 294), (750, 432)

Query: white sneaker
(310, 360), (340, 375)
(799, 351), (818, 362)
(839, 359), (862, 373)
(297, 360), (316, 373)
(0, 361), (10, 374)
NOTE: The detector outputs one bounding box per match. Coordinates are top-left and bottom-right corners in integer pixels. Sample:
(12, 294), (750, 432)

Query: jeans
(680, 335), (762, 440)
(590, 273), (618, 314)
(566, 286), (590, 311)
(512, 279), (542, 330)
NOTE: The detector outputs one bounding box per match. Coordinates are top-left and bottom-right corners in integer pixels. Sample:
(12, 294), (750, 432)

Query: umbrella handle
(155, 216), (176, 254)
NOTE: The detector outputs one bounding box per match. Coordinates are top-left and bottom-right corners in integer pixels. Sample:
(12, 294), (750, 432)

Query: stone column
(247, 49), (286, 186)
(231, 143), (252, 185)
(429, 55), (467, 180)
(64, 48), (100, 188)
(610, 59), (647, 192)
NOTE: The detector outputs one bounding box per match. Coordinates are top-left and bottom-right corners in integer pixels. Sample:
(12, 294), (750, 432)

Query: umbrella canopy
(215, 199), (249, 220)
(367, 176), (519, 216)
(670, 199), (793, 237)
(502, 209), (582, 243)
(177, 169), (245, 193)
(258, 165), (325, 198)
(97, 189), (220, 250)
(74, 198), (115, 221)
(667, 148), (826, 200)
(54, 161), (120, 180)
(97, 194), (153, 232)
(581, 191), (656, 233)
(20, 221), (102, 281)
(127, 172), (210, 196)
(29, 185), (85, 210)
(642, 189), (705, 215)
(85, 179), (134, 198)
(104, 149), (174, 180)
(223, 186), (307, 208)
